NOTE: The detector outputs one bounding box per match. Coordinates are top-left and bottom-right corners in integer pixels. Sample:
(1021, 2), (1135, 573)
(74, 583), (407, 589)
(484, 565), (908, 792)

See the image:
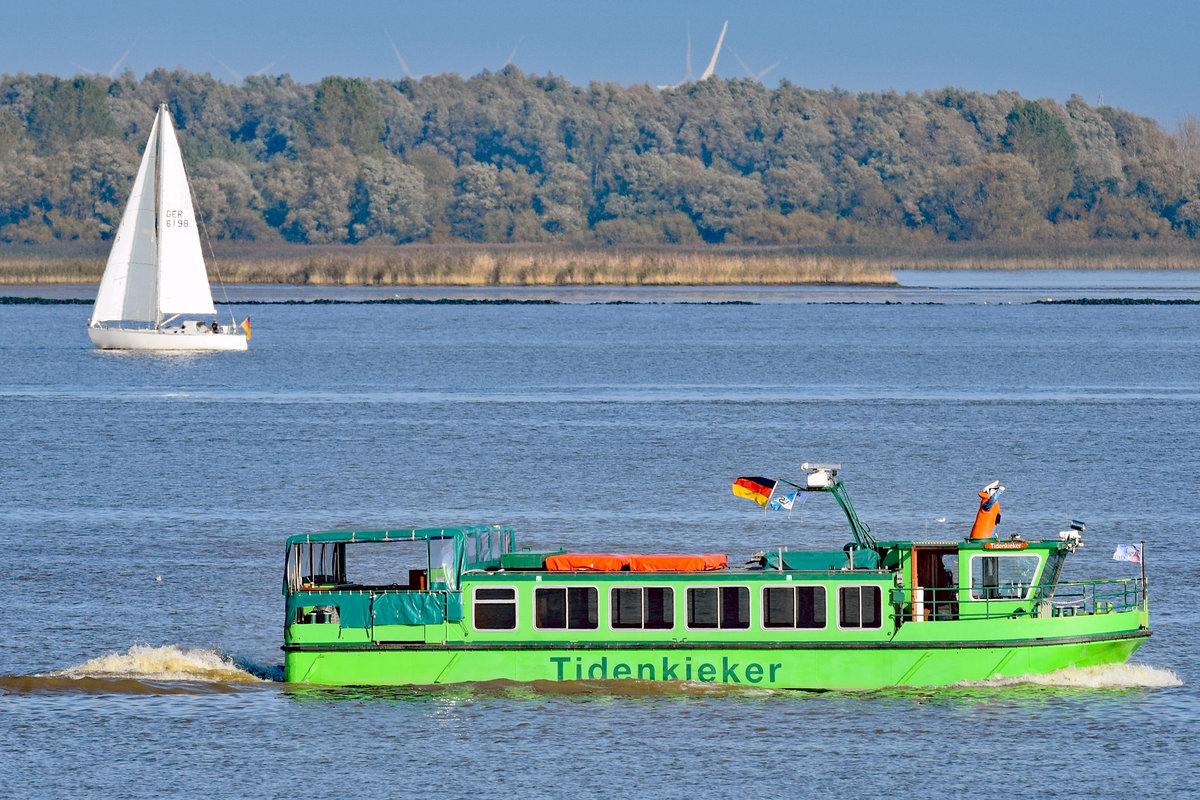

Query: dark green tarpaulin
(762, 547), (881, 571)
(372, 592), (446, 625)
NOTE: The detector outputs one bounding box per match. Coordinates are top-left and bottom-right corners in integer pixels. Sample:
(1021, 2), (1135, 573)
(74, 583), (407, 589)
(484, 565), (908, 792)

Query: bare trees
(0, 68), (1196, 247)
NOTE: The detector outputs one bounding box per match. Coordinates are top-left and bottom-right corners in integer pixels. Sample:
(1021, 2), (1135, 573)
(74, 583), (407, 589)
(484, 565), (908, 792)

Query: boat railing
(1042, 577), (1147, 618)
(893, 576), (1146, 623)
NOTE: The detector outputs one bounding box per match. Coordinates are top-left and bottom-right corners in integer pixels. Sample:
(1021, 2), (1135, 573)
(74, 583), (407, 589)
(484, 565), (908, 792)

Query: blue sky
(4, 0), (1197, 126)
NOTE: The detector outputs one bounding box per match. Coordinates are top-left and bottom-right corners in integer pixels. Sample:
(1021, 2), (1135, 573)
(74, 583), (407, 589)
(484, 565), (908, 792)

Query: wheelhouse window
(473, 586), (517, 630)
(687, 586), (750, 629)
(838, 585), (882, 629)
(535, 586), (599, 630)
(611, 587), (674, 630)
(970, 554), (1042, 600)
(763, 585), (826, 629)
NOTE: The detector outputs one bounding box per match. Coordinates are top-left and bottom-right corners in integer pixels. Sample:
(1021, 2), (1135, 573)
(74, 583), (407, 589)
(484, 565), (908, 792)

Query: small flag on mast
(732, 476), (776, 507)
(1112, 543), (1141, 563)
(769, 491), (806, 511)
(241, 317), (251, 340)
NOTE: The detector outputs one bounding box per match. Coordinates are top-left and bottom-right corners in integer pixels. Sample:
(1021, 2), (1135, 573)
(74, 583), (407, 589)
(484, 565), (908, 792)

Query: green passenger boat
(282, 465), (1150, 689)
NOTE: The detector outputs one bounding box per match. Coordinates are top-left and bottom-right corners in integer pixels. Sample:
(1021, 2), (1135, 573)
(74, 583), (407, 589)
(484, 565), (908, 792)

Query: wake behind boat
(281, 464), (1150, 689)
(88, 104), (248, 351)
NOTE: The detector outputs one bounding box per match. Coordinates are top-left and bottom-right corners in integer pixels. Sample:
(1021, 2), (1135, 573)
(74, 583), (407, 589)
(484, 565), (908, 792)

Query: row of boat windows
(473, 585), (883, 632)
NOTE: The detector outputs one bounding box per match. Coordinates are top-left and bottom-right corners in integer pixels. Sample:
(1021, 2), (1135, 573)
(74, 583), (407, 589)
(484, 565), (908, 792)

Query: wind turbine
(105, 49), (131, 78)
(734, 53), (781, 82)
(385, 30), (416, 79)
(216, 59), (279, 83)
(659, 21), (727, 89)
(500, 38), (523, 70)
(74, 45), (135, 79)
(697, 20), (727, 81)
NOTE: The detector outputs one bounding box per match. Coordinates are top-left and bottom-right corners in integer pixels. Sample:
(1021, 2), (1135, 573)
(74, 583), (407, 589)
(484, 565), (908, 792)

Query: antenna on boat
(800, 462), (840, 488)
(1058, 520), (1085, 551)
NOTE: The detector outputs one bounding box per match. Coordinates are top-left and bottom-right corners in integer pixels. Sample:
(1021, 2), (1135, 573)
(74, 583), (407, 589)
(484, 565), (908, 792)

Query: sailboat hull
(88, 325), (248, 351)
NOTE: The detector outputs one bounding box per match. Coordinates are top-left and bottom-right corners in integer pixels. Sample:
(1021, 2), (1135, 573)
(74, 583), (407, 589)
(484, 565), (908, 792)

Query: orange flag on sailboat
(241, 317), (251, 340)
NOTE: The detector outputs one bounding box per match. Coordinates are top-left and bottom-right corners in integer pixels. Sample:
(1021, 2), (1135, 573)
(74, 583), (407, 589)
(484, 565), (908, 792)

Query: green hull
(285, 626), (1149, 690)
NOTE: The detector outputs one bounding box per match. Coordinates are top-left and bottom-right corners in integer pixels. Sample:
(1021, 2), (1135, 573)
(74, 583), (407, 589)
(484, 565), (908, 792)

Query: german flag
(732, 476), (776, 507)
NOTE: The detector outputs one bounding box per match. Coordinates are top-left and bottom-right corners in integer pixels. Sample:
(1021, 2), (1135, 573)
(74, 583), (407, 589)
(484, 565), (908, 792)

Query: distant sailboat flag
(732, 476), (776, 507)
(241, 318), (251, 340)
(1112, 543), (1141, 563)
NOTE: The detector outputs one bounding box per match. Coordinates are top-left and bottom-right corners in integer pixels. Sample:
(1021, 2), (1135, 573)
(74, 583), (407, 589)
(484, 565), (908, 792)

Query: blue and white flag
(1112, 543), (1141, 563)
(769, 491), (806, 511)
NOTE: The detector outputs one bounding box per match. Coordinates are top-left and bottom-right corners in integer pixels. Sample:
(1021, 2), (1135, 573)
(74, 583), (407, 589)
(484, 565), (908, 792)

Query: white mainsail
(89, 104), (216, 326)
(90, 112), (161, 324)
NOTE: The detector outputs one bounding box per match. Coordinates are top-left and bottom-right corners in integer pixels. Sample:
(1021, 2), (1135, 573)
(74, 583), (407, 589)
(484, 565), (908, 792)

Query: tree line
(1, 67), (1197, 248)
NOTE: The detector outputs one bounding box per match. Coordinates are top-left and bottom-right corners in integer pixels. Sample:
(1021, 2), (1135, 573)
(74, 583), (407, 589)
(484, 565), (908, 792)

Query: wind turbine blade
(385, 29), (415, 78)
(756, 60), (781, 81)
(216, 59), (243, 83)
(501, 37), (523, 69)
(249, 61), (278, 77)
(699, 20), (727, 80)
(734, 53), (755, 78)
(106, 49), (130, 78)
(685, 32), (693, 80)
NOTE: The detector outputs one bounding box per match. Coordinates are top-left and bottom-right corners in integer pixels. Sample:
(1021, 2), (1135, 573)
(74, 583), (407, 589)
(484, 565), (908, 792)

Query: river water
(1, 271), (1198, 798)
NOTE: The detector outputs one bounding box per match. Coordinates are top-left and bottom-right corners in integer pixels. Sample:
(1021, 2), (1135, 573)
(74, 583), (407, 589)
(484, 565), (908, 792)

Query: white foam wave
(48, 645), (265, 683)
(959, 662), (1182, 690)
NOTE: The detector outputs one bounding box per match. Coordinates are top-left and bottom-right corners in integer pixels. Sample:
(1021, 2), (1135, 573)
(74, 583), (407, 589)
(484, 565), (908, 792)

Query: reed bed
(878, 251), (1200, 271)
(0, 246), (896, 286)
(5, 244), (1200, 287)
(0, 255), (108, 284)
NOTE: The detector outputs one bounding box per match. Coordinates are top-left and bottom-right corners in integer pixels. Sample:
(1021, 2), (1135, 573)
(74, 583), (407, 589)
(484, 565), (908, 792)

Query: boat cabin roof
(284, 525), (514, 547)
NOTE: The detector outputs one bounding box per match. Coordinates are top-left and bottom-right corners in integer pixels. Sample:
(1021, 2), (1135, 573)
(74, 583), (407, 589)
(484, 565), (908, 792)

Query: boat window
(838, 585), (882, 629)
(611, 587), (674, 630)
(466, 528), (512, 567)
(686, 586), (750, 629)
(970, 554), (1042, 600)
(288, 542), (346, 589)
(429, 537), (457, 590)
(339, 542), (427, 588)
(473, 586), (517, 630)
(535, 586), (599, 630)
(763, 585), (826, 629)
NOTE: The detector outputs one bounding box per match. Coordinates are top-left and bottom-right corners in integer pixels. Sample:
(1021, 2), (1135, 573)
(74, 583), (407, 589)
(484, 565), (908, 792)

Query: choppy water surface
(2, 273), (1198, 798)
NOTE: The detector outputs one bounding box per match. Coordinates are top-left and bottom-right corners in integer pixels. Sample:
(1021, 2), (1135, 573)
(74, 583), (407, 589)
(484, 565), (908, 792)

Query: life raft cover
(544, 553), (727, 571)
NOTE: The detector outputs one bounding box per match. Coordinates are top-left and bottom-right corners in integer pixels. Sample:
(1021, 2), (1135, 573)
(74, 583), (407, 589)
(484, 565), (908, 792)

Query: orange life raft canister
(969, 482), (1004, 539)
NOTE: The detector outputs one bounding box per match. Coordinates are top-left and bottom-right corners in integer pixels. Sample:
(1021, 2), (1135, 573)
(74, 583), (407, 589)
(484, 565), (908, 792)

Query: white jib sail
(90, 111), (161, 325)
(154, 106), (217, 319)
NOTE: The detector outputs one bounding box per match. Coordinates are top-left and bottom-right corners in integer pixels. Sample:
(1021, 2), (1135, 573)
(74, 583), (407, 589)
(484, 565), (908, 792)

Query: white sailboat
(88, 104), (248, 351)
